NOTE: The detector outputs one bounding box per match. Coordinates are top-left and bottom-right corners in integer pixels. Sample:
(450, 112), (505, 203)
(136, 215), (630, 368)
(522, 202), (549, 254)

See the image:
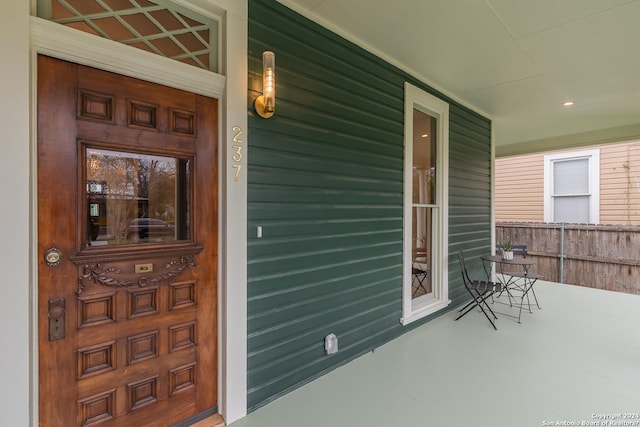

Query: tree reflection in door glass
(85, 147), (190, 245)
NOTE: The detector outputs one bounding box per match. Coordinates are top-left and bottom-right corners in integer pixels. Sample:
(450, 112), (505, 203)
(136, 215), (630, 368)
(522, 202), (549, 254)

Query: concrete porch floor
(228, 281), (640, 427)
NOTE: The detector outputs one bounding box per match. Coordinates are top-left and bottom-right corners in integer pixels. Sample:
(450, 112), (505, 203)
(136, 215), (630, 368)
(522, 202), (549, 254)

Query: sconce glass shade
(255, 51), (275, 118)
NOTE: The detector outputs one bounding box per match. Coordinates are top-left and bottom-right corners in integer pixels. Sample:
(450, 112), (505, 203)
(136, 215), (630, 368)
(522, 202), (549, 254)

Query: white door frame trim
(29, 1), (248, 423)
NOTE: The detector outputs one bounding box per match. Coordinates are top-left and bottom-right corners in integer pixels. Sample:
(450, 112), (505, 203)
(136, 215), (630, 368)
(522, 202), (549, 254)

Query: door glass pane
(412, 207), (432, 299)
(86, 148), (190, 245)
(412, 109), (437, 205)
(554, 196), (590, 223)
(553, 158), (589, 194)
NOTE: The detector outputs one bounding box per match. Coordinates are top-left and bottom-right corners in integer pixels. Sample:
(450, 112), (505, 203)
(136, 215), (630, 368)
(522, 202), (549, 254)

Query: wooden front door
(37, 55), (218, 427)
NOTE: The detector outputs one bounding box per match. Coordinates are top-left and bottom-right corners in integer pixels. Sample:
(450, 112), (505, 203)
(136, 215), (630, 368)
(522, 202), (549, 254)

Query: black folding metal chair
(411, 247), (429, 297)
(456, 251), (503, 330)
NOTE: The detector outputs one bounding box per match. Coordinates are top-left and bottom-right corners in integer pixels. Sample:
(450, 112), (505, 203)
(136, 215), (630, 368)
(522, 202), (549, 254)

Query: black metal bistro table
(481, 255), (542, 323)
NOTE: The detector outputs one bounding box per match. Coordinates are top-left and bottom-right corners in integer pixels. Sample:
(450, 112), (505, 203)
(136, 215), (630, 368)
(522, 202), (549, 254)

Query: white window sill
(401, 298), (451, 326)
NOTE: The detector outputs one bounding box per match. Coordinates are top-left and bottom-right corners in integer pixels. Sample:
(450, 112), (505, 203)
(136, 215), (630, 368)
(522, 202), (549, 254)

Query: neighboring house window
(544, 149), (600, 224)
(402, 83), (449, 325)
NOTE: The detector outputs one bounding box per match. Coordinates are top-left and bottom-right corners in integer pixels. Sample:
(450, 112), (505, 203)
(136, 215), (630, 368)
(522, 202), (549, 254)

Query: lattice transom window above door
(36, 0), (219, 72)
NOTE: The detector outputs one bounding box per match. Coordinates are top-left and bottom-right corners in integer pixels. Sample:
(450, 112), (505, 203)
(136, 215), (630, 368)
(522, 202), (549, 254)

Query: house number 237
(231, 125), (243, 182)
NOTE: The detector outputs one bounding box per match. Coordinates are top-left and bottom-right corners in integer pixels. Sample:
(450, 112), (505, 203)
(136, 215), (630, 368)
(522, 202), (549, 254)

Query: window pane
(86, 148), (190, 245)
(412, 109), (437, 205)
(554, 196), (590, 223)
(412, 207), (432, 299)
(553, 158), (589, 194)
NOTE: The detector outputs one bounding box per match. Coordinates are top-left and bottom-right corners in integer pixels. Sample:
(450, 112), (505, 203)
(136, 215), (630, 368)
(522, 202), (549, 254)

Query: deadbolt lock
(44, 248), (63, 267)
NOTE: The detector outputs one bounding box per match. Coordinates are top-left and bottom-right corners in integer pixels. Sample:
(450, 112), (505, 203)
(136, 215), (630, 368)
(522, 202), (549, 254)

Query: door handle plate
(48, 297), (65, 341)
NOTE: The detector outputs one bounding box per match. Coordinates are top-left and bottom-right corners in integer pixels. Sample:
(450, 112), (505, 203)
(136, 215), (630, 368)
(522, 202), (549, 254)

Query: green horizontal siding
(449, 102), (493, 284)
(248, 0), (492, 411)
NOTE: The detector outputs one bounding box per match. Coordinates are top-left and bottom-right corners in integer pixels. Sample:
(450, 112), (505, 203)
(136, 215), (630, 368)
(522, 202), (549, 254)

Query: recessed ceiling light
(421, 134), (429, 138)
(563, 101), (574, 106)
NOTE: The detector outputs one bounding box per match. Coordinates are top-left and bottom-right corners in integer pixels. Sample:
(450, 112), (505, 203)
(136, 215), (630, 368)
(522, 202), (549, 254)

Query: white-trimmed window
(544, 149), (600, 224)
(401, 83), (449, 325)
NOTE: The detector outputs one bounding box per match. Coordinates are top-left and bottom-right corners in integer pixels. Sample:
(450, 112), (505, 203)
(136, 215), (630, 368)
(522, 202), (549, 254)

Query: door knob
(44, 248), (63, 267)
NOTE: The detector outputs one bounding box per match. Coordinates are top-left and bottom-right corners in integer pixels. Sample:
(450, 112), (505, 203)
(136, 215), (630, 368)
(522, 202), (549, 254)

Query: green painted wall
(247, 0), (492, 410)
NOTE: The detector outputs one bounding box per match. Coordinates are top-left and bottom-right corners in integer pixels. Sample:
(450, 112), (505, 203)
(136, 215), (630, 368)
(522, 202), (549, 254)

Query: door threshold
(190, 413), (225, 427)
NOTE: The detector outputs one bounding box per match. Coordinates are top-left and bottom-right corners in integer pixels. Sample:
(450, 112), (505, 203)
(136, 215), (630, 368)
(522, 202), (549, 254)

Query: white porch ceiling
(278, 0), (640, 155)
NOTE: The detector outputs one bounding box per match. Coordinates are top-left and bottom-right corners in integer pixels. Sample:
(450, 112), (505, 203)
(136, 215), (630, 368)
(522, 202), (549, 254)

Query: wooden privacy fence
(496, 222), (640, 295)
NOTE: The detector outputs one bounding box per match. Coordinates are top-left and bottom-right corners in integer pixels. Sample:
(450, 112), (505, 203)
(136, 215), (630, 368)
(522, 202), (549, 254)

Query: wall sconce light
(254, 51), (276, 119)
